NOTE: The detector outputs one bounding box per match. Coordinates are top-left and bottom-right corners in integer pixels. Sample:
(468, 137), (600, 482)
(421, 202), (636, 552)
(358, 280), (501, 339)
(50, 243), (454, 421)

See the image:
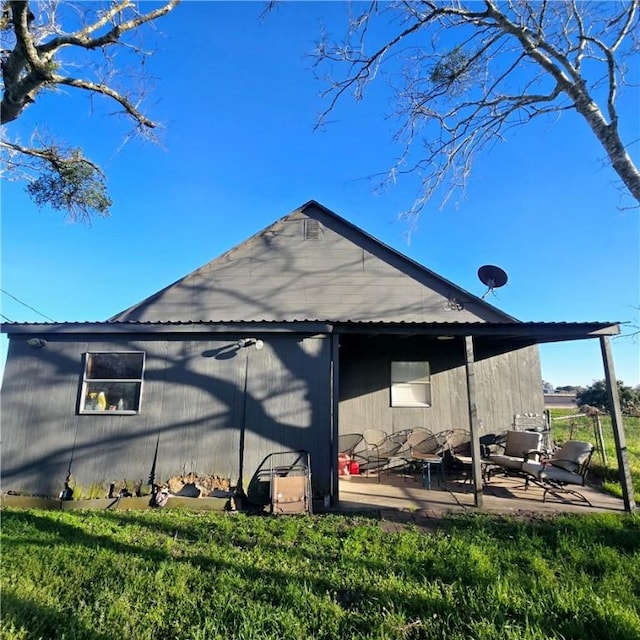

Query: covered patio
(337, 472), (626, 517)
(334, 321), (636, 514)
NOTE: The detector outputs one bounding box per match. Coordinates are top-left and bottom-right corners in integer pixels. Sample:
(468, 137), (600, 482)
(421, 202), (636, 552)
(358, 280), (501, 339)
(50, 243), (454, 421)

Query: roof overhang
(0, 321), (334, 336)
(1, 320), (620, 346)
(333, 321), (620, 344)
(335, 321), (621, 361)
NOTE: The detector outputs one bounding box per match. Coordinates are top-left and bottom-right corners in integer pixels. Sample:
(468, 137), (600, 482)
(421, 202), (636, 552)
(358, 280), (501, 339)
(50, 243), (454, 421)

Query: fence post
(594, 414), (607, 466)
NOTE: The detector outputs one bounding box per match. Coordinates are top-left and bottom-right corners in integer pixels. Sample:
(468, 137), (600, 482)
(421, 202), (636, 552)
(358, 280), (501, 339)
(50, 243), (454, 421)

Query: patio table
(416, 454), (445, 489)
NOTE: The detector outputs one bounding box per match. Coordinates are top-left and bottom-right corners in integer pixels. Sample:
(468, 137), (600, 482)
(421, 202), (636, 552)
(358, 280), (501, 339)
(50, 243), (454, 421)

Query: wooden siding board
(111, 211), (510, 324)
(242, 337), (331, 490)
(338, 336), (543, 439)
(475, 345), (544, 432)
(443, 363), (468, 430)
(0, 340), (97, 497)
(1, 335), (332, 499)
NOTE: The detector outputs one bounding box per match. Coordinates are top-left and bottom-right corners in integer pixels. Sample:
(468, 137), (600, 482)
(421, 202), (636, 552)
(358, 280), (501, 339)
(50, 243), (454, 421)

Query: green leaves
(26, 147), (112, 222)
(577, 380), (640, 417)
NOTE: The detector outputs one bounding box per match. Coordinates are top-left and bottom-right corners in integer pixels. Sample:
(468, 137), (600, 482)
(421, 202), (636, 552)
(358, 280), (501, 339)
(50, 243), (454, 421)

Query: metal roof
(1, 319), (620, 344)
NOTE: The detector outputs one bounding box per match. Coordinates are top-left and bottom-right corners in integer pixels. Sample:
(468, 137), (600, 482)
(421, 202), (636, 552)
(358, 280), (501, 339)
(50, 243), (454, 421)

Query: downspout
(235, 337), (263, 506)
(236, 343), (250, 503)
(600, 336), (636, 512)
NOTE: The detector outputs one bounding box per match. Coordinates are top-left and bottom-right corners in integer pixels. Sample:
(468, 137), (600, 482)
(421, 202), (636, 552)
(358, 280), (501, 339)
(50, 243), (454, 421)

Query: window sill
(391, 404), (432, 408)
(79, 410), (139, 415)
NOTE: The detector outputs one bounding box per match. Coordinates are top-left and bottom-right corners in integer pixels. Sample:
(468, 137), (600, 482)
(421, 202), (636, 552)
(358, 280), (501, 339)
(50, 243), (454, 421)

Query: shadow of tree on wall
(1, 330), (331, 500)
(111, 209), (504, 325)
(1, 211), (542, 499)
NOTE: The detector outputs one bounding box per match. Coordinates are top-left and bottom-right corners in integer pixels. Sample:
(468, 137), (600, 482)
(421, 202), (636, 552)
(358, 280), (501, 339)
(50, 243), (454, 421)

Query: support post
(600, 336), (636, 512)
(464, 335), (483, 507)
(330, 333), (340, 507)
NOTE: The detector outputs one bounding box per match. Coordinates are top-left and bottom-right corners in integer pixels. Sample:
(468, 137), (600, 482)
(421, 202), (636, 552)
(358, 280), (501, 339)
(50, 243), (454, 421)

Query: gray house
(1, 201), (630, 508)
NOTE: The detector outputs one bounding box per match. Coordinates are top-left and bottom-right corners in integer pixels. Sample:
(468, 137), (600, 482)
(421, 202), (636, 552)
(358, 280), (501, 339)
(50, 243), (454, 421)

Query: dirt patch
(167, 473), (231, 497)
(376, 506), (568, 535)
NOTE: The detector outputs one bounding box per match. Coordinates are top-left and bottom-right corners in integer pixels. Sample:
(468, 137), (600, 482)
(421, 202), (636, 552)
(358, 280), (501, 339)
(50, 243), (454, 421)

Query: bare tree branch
(314, 0), (640, 220)
(52, 74), (155, 127)
(0, 0), (179, 220)
(40, 0), (179, 53)
(1, 0), (179, 125)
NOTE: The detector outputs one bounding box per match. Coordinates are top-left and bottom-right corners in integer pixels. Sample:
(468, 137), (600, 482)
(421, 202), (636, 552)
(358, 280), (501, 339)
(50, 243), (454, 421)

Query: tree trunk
(574, 97), (640, 202)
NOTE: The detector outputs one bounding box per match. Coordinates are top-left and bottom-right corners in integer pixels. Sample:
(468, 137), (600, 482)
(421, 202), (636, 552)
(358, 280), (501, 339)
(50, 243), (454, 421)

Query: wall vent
(304, 219), (321, 240)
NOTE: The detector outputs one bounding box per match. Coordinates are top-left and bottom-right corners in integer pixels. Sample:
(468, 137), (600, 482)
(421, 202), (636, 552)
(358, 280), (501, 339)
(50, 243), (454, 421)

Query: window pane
(391, 383), (431, 407)
(81, 352), (144, 413)
(391, 361), (431, 407)
(83, 382), (142, 411)
(87, 353), (144, 380)
(391, 361), (430, 384)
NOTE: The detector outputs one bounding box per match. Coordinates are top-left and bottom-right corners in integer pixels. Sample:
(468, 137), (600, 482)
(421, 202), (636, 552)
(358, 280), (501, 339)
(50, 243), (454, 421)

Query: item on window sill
(97, 392), (106, 410)
(117, 398), (124, 410)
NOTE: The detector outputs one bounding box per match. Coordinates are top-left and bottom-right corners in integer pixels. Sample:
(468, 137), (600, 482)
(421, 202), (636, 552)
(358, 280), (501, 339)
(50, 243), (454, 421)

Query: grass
(1, 412), (638, 639)
(548, 410), (640, 499)
(1, 508), (640, 640)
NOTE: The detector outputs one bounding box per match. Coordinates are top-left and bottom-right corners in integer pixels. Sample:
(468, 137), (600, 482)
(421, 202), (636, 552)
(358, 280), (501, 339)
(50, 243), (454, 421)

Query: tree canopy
(314, 0), (640, 221)
(577, 379), (640, 416)
(0, 0), (179, 222)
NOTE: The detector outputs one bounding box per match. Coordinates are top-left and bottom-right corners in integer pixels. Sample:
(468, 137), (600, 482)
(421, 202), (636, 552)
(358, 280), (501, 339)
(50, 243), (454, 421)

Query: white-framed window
(80, 352), (145, 414)
(390, 361), (431, 407)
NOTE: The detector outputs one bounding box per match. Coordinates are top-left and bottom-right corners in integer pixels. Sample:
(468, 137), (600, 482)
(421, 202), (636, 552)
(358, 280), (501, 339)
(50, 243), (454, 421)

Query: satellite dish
(478, 265), (508, 299)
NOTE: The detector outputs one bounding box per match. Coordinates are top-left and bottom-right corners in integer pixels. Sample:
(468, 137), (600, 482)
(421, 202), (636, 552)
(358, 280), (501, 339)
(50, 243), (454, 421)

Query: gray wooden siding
(338, 336), (543, 436)
(113, 208), (511, 324)
(1, 334), (332, 499)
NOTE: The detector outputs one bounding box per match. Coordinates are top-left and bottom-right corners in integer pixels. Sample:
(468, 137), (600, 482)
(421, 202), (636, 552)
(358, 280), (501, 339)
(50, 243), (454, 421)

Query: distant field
(548, 409), (640, 498)
(543, 393), (577, 409)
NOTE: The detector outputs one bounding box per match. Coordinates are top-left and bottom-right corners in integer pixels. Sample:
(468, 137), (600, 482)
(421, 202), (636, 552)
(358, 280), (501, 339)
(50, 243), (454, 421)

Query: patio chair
(522, 440), (595, 506)
(362, 429), (410, 458)
(486, 430), (543, 480)
(447, 433), (512, 483)
(441, 429), (468, 477)
(388, 428), (415, 459)
(361, 429), (387, 447)
(407, 430), (449, 489)
(445, 429), (471, 460)
(479, 433), (507, 457)
(442, 429), (475, 480)
(355, 430), (405, 479)
(338, 433), (364, 457)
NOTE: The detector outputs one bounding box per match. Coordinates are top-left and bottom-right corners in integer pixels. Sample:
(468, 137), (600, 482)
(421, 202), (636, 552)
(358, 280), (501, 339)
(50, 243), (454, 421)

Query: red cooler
(338, 454), (351, 475)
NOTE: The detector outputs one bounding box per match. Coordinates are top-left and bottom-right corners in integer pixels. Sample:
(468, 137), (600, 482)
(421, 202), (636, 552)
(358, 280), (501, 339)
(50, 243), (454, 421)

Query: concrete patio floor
(337, 471), (626, 517)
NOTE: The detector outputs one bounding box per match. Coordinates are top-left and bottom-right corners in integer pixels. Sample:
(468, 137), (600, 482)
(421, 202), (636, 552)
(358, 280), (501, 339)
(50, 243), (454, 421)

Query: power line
(1, 313), (14, 322)
(0, 289), (55, 322)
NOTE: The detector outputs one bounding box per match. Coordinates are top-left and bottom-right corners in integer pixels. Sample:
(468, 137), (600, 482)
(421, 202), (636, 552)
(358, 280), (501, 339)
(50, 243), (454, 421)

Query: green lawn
(2, 508), (639, 640)
(2, 412), (638, 639)
(548, 410), (640, 498)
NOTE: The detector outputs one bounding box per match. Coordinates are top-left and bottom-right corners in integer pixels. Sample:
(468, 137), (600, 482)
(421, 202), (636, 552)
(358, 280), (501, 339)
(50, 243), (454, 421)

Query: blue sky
(1, 1), (639, 388)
